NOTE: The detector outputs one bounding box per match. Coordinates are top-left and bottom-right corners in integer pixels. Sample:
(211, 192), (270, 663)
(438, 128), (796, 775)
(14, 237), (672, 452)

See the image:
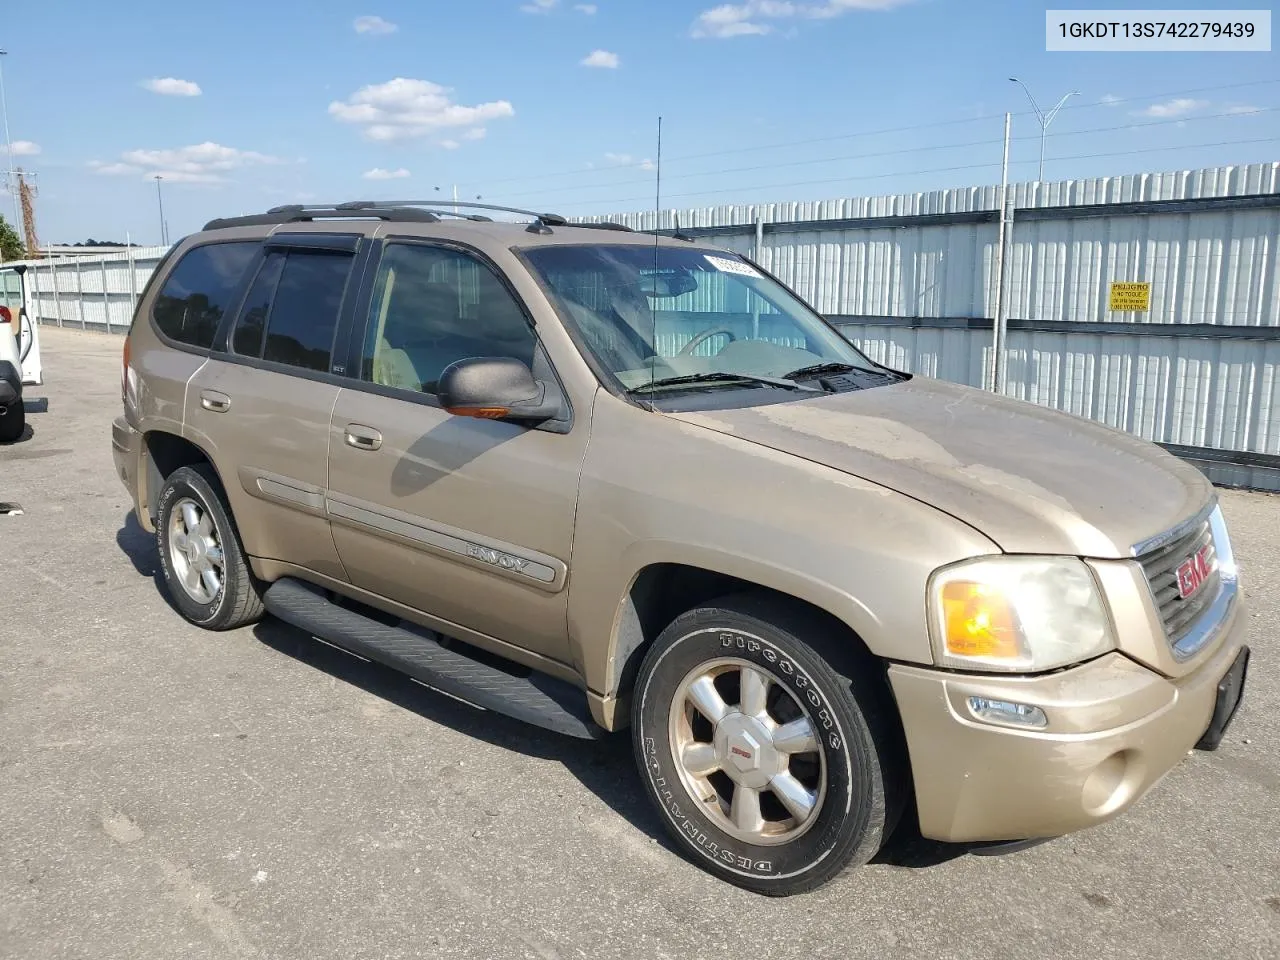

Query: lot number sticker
(704, 255), (763, 279)
(1109, 282), (1152, 312)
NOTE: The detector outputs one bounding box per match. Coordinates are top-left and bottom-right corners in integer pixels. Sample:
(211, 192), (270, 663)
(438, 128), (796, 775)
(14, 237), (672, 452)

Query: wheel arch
(592, 554), (890, 731)
(138, 430), (224, 531)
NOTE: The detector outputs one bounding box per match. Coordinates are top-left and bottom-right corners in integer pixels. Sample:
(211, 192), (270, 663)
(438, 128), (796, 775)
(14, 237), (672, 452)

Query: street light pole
(0, 50), (23, 238)
(1009, 78), (1080, 181)
(154, 175), (168, 246)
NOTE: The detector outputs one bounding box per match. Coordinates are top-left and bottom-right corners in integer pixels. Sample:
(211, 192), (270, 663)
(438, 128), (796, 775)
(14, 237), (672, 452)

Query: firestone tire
(155, 463), (265, 631)
(632, 594), (905, 896)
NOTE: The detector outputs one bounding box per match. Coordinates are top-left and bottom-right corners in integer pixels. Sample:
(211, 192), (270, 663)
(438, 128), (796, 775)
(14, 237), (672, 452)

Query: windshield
(520, 244), (877, 393)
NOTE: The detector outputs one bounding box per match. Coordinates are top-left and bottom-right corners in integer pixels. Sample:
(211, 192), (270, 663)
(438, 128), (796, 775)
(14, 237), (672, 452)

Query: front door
(326, 240), (588, 666)
(187, 235), (363, 582)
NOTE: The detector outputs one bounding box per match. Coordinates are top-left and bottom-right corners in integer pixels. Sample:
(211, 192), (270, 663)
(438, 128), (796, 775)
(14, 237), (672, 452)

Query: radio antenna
(647, 115), (663, 404)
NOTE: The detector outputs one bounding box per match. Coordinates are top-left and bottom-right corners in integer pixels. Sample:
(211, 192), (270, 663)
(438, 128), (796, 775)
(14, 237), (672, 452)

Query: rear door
(186, 233), (365, 582)
(325, 239), (588, 667)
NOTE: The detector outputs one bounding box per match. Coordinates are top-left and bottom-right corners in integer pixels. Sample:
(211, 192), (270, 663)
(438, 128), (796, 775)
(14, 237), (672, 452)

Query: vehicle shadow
(116, 510), (160, 578)
(114, 510), (979, 874)
(250, 614), (676, 849)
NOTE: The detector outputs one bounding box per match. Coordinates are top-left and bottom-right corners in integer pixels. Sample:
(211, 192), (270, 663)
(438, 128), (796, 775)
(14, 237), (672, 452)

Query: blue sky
(3, 0), (1277, 244)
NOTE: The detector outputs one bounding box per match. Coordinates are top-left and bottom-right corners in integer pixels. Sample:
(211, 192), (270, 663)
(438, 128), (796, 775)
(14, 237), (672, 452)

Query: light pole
(154, 175), (168, 246)
(1009, 78), (1080, 181)
(433, 185), (482, 215)
(0, 50), (23, 237)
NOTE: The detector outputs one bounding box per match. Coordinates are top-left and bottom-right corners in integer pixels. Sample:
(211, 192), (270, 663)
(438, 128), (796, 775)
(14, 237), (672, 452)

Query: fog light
(966, 697), (1048, 729)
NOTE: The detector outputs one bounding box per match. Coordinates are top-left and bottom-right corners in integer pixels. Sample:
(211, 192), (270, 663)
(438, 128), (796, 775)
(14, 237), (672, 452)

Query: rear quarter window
(152, 241), (259, 350)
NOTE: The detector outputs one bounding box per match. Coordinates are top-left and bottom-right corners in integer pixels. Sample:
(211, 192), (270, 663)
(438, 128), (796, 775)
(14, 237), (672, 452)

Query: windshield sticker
(704, 255), (763, 279)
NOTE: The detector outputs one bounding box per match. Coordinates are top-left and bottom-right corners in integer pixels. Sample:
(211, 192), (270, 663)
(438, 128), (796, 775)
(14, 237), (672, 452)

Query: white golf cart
(1, 263), (43, 443)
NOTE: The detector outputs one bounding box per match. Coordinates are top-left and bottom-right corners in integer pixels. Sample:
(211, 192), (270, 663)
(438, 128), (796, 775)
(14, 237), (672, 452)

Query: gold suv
(112, 201), (1250, 895)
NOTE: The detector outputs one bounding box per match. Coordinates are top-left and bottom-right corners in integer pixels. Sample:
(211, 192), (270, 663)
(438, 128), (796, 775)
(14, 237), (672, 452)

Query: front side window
(230, 249), (353, 372)
(360, 243), (538, 395)
(153, 241), (259, 349)
(521, 244), (883, 397)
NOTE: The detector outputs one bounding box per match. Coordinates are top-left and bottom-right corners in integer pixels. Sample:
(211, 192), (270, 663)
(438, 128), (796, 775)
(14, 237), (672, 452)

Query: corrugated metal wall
(3, 163), (1278, 487)
(2, 246), (168, 333)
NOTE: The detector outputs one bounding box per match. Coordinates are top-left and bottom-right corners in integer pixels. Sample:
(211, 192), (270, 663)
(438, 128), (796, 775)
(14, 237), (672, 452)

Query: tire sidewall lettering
(642, 626), (851, 881)
(157, 474), (226, 623)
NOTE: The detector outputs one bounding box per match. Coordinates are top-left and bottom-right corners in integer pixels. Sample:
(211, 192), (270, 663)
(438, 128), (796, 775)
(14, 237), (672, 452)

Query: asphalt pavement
(2, 326), (1277, 960)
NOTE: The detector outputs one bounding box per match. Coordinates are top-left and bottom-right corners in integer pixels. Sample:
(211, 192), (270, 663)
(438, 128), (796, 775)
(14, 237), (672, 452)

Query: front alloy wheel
(669, 658), (826, 844)
(633, 595), (905, 896)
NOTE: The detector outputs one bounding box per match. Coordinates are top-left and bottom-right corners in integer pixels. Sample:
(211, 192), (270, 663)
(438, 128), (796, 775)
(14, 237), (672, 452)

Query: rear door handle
(200, 390), (231, 413)
(344, 424), (383, 451)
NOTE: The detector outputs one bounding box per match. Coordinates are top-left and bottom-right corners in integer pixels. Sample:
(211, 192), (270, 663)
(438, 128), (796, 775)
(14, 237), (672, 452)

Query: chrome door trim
(325, 491), (567, 593)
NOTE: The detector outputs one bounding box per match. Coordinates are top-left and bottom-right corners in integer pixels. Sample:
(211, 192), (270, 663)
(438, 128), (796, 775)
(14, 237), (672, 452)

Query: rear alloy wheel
(155, 464), (264, 631)
(633, 595), (904, 896)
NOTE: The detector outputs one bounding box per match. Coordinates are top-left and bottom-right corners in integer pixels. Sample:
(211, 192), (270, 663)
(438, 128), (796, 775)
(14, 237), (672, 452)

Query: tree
(0, 215), (21, 261)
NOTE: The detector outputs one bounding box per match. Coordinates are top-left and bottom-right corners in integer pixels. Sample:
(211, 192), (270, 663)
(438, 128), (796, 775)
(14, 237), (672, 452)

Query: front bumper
(889, 598), (1248, 843)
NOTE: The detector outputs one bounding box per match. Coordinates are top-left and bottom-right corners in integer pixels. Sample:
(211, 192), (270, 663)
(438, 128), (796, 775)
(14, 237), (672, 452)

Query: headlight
(927, 557), (1115, 672)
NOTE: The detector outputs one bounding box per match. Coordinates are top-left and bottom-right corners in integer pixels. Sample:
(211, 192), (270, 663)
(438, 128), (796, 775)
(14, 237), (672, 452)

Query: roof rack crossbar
(204, 206), (446, 231)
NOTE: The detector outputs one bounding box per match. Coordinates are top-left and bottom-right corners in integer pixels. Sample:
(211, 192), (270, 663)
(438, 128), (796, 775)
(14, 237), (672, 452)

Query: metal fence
(3, 162), (1279, 489)
(2, 246), (169, 333)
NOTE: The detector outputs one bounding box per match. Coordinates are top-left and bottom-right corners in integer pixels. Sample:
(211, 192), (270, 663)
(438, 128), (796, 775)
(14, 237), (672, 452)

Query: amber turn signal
(940, 581), (1021, 660)
(446, 406), (511, 419)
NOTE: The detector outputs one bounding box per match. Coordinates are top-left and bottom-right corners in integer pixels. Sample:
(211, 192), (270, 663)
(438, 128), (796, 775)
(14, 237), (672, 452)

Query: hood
(670, 378), (1213, 559)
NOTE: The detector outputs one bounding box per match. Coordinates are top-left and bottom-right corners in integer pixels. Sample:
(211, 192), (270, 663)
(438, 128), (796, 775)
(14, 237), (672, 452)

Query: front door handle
(200, 390), (231, 413)
(344, 424), (383, 451)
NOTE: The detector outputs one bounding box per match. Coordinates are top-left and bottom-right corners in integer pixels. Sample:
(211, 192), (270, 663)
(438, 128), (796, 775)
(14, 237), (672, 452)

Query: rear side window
(152, 242), (259, 349)
(230, 249), (354, 373)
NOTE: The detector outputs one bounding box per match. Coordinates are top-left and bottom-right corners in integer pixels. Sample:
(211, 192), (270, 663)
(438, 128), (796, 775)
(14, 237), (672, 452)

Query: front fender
(567, 397), (1000, 709)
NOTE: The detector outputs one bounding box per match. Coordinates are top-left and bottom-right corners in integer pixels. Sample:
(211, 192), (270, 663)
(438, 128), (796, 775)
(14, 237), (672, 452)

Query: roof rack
(203, 199), (638, 236)
(203, 205), (447, 231)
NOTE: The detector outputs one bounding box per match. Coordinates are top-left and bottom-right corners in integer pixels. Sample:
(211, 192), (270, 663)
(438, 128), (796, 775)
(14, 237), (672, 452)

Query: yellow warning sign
(1109, 282), (1151, 312)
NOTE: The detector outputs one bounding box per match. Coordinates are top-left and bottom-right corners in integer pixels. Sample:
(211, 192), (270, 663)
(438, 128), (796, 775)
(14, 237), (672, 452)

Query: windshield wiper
(628, 372), (817, 395)
(781, 361), (866, 381)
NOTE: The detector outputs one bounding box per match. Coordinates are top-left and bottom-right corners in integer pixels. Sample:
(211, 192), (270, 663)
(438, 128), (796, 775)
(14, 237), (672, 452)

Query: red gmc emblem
(1176, 546), (1213, 599)
(730, 746), (753, 759)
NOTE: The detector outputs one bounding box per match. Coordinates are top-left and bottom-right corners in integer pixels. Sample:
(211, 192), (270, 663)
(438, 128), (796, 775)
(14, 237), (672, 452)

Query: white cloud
(440, 140), (461, 150)
(462, 128), (487, 141)
(1227, 104), (1263, 115)
(1100, 93), (1123, 106)
(520, 0), (558, 12)
(604, 152), (655, 170)
(691, 0), (912, 38)
(329, 77), (515, 142)
(354, 15), (397, 34)
(362, 167), (411, 180)
(581, 49), (620, 68)
(88, 161), (141, 176)
(142, 77), (202, 97)
(9, 140), (40, 156)
(90, 142), (282, 183)
(1137, 97), (1209, 119)
(575, 3), (598, 12)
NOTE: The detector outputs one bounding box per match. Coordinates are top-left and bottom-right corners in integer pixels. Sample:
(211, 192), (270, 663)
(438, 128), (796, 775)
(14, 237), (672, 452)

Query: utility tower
(14, 168), (37, 256)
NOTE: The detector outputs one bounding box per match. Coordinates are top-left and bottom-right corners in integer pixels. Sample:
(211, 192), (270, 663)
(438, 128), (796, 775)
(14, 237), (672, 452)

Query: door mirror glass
(437, 357), (558, 422)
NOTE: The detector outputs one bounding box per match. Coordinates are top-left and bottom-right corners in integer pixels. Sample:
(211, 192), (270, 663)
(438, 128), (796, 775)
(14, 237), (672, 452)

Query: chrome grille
(1138, 518), (1220, 645)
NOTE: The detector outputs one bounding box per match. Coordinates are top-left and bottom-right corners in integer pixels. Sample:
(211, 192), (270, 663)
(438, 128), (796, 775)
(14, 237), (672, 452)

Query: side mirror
(437, 357), (559, 423)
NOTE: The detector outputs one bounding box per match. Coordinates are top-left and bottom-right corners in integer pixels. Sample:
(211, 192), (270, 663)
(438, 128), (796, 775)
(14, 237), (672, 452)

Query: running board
(263, 578), (606, 740)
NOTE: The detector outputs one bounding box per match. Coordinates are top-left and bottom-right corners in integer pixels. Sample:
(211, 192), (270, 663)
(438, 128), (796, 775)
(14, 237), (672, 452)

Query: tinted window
(153, 242), (258, 349)
(263, 252), (352, 371)
(361, 243), (537, 395)
(230, 250), (353, 372)
(232, 253), (284, 358)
